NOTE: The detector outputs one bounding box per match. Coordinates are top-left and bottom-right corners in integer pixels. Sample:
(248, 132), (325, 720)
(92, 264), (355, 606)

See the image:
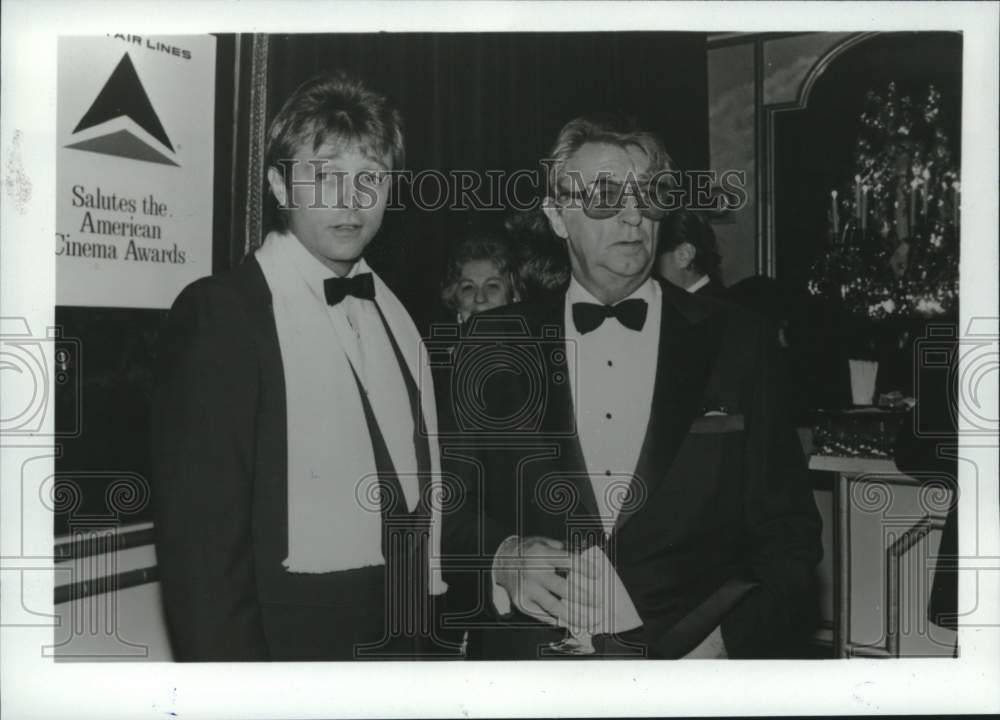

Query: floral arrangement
(808, 83), (960, 321)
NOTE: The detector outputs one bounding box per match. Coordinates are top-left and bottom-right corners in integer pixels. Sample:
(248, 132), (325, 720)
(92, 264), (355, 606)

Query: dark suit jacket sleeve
(436, 363), (518, 619)
(440, 442), (518, 622)
(151, 279), (269, 661)
(720, 318), (823, 658)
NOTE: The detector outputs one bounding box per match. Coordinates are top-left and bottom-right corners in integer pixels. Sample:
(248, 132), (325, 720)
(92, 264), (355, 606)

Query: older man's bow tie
(324, 273), (376, 305)
(572, 298), (648, 334)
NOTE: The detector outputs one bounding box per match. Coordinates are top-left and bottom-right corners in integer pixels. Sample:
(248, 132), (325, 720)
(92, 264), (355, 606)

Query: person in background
(440, 228), (520, 324)
(655, 208), (726, 297)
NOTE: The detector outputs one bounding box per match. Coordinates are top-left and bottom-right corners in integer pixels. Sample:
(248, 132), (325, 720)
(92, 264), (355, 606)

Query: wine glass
(547, 533), (601, 656)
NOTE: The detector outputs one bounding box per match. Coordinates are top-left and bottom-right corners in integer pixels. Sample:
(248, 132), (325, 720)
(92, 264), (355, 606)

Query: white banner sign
(57, 35), (216, 309)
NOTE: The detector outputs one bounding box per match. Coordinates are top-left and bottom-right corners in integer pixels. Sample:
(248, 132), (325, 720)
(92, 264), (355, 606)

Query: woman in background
(656, 208), (726, 297)
(440, 228), (520, 323)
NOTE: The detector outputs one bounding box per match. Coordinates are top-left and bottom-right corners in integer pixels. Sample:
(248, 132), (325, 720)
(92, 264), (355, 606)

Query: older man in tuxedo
(440, 115), (822, 659)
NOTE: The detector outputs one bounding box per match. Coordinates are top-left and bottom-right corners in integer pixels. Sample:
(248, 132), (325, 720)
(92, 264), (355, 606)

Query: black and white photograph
(2, 1), (998, 717)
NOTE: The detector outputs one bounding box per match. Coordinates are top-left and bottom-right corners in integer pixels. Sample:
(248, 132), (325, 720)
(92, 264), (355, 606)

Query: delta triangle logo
(66, 53), (179, 167)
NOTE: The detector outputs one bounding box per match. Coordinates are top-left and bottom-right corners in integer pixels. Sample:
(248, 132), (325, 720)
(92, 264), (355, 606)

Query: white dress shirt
(564, 276), (662, 534)
(494, 275), (727, 654)
(284, 238), (419, 500)
(492, 277), (660, 615)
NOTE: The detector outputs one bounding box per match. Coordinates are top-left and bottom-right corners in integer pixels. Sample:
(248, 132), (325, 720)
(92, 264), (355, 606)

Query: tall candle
(953, 181), (960, 227)
(854, 175), (862, 221)
(894, 193), (908, 241)
(831, 189), (839, 239)
(922, 168), (931, 217)
(860, 186), (869, 233)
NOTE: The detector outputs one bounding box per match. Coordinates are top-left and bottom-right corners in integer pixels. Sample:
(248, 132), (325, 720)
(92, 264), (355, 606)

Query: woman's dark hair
(505, 209), (571, 300)
(657, 209), (722, 279)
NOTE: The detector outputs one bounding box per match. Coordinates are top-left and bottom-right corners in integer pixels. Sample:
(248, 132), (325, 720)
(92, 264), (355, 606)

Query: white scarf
(255, 231), (446, 594)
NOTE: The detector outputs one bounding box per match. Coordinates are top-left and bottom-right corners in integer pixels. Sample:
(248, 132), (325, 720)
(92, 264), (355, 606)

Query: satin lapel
(233, 259), (289, 562)
(613, 291), (722, 532)
(236, 257), (287, 440)
(534, 299), (599, 520)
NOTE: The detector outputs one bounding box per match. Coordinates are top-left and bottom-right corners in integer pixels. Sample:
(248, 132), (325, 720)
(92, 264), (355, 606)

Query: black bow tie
(323, 273), (375, 305)
(572, 298), (648, 334)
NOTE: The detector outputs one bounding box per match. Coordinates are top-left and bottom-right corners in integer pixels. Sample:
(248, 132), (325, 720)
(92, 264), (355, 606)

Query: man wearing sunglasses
(441, 114), (822, 659)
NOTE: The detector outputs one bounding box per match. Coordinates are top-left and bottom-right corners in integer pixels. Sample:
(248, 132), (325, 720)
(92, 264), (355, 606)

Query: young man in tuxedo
(152, 72), (448, 661)
(440, 115), (822, 659)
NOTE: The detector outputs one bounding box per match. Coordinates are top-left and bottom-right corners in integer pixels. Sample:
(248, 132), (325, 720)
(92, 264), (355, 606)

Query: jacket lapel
(613, 282), (722, 532)
(231, 258), (289, 573)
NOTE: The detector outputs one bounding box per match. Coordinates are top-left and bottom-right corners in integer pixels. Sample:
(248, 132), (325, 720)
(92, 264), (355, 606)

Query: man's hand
(494, 536), (600, 629)
(567, 545), (642, 635)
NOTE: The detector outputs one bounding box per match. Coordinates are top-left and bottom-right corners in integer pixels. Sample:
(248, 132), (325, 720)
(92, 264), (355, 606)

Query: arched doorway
(772, 32), (962, 287)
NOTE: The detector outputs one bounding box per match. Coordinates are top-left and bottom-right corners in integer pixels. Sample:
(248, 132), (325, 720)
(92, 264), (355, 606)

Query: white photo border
(2, 1), (998, 717)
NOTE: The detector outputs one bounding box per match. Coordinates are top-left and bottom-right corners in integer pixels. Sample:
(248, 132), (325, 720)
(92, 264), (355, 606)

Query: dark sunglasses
(557, 179), (669, 220)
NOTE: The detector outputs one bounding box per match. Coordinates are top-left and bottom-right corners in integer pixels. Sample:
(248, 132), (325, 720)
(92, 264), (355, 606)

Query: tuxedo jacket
(439, 279), (822, 659)
(152, 258), (430, 661)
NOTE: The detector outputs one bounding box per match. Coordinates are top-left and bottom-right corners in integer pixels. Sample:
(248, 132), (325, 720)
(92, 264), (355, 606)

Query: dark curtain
(265, 32), (709, 331)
